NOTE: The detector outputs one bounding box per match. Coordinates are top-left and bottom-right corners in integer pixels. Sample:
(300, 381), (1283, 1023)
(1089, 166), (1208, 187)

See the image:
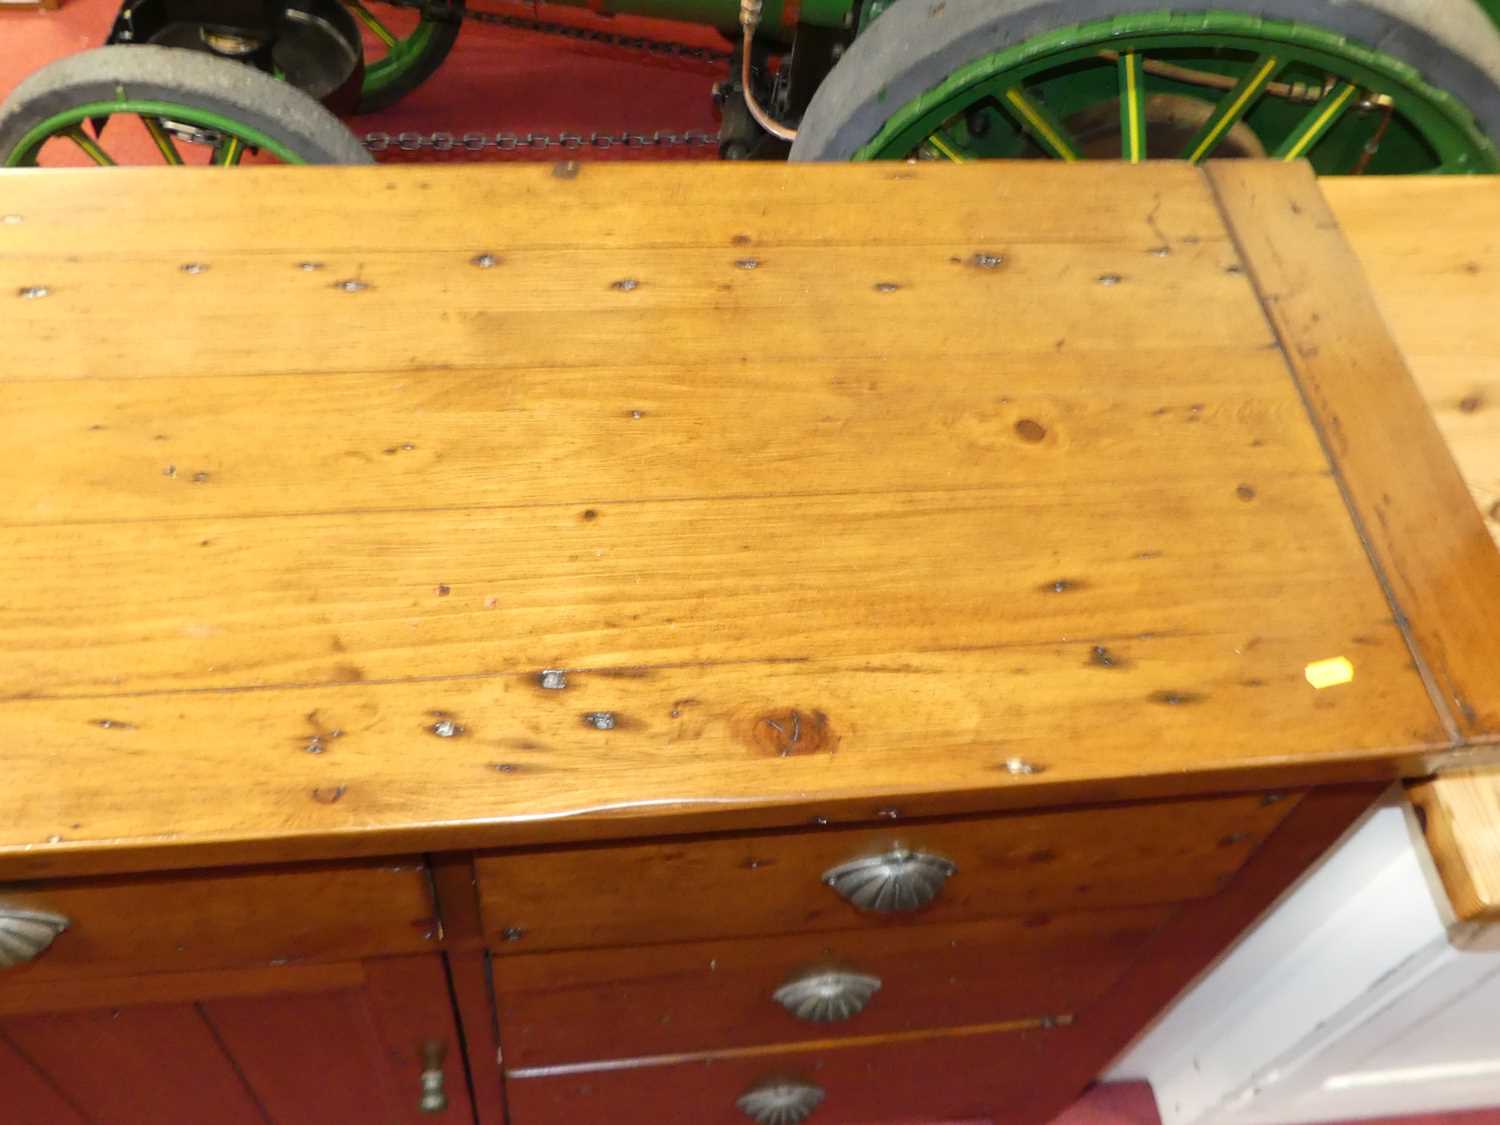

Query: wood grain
(474, 793), (1297, 952)
(0, 161), (1454, 877)
(448, 951), (511, 1125)
(0, 350), (1310, 527)
(1207, 161), (1500, 742)
(0, 162), (1225, 256)
(201, 955), (477, 1125)
(0, 1004), (269, 1125)
(493, 906), (1170, 1067)
(503, 1021), (1067, 1124)
(1408, 767), (1500, 922)
(0, 961), (367, 1017)
(0, 1033), (88, 1125)
(428, 852), (487, 952)
(1322, 176), (1500, 546)
(0, 483), (1411, 699)
(0, 241), (1269, 383)
(0, 955), (474, 1125)
(0, 859), (438, 980)
(363, 955), (483, 1125)
(202, 987), (407, 1124)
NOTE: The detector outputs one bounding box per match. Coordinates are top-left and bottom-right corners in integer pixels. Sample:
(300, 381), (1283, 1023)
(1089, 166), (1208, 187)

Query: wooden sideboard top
(1, 160), (1496, 878)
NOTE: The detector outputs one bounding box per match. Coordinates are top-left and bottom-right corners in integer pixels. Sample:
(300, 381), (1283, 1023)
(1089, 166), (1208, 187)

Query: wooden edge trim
(0, 750), (1448, 883)
(1407, 768), (1500, 923)
(1204, 160), (1500, 743)
(427, 853), (486, 951)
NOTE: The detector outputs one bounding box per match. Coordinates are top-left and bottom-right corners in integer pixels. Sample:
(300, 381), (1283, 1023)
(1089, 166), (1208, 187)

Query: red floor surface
(0, 0), (721, 163)
(4, 5), (1500, 1125)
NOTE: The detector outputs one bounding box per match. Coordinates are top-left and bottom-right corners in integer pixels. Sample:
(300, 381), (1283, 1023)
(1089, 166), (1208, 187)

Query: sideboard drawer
(0, 859), (437, 979)
(495, 905), (1170, 1068)
(476, 791), (1298, 952)
(504, 1023), (1067, 1125)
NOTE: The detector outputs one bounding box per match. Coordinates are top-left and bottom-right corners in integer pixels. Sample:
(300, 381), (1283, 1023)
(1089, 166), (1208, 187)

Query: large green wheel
(790, 1), (1500, 173)
(345, 0), (464, 113)
(0, 45), (371, 166)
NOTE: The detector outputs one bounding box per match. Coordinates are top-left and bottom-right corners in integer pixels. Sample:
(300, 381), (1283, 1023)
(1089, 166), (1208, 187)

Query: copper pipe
(740, 0), (797, 142)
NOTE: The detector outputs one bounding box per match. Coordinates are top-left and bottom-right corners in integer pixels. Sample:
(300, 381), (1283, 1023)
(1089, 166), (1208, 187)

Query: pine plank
(1322, 175), (1500, 546)
(1409, 767), (1500, 923)
(0, 161), (1463, 876)
(0, 162), (1227, 256)
(1207, 161), (1500, 742)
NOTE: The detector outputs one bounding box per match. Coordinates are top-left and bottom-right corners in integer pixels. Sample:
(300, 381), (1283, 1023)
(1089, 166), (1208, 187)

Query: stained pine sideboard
(1, 160), (1497, 1125)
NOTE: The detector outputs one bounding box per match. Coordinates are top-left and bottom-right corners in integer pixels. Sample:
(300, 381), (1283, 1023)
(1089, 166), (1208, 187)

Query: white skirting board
(1107, 790), (1500, 1125)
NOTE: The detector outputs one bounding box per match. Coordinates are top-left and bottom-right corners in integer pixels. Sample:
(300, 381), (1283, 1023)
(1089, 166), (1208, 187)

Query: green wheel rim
(854, 11), (1500, 173)
(346, 0), (443, 102)
(5, 99), (307, 167)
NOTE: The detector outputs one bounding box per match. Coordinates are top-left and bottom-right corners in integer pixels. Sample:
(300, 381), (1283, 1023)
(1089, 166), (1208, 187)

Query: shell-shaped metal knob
(736, 1079), (826, 1125)
(822, 848), (956, 912)
(0, 907), (70, 969)
(772, 969), (882, 1022)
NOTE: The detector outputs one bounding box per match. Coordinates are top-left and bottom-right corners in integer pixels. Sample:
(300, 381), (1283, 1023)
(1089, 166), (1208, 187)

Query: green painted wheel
(791, 3), (1500, 173)
(0, 45), (371, 166)
(346, 0), (464, 113)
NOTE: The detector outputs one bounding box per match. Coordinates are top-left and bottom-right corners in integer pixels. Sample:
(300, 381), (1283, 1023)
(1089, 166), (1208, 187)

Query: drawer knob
(736, 1078), (826, 1124)
(0, 907), (69, 969)
(772, 969), (882, 1023)
(418, 1040), (447, 1114)
(822, 848), (956, 913)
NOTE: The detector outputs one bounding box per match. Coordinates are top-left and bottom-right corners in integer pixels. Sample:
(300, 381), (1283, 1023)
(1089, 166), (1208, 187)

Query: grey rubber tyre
(0, 45), (372, 164)
(789, 0), (1500, 160)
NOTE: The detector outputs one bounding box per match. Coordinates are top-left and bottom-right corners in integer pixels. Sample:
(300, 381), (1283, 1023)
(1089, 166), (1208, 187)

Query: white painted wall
(1106, 790), (1500, 1124)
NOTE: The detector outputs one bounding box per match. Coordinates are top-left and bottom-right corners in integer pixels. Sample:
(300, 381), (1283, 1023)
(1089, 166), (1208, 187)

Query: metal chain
(360, 0), (726, 154)
(363, 128), (721, 152)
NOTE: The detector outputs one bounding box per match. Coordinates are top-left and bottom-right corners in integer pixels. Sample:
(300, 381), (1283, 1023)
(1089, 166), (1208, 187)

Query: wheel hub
(141, 0), (363, 105)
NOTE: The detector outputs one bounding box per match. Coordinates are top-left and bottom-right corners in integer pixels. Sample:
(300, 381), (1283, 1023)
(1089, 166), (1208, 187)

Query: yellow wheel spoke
(346, 0), (399, 48)
(1274, 82), (1360, 160)
(1118, 51), (1147, 163)
(61, 125), (115, 166)
(213, 134), (246, 166)
(1181, 54), (1281, 163)
(141, 116), (183, 165)
(926, 131), (967, 162)
(999, 85), (1080, 162)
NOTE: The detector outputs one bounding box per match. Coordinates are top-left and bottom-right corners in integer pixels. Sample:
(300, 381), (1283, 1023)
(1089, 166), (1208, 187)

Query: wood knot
(742, 707), (837, 757)
(1014, 418), (1047, 443)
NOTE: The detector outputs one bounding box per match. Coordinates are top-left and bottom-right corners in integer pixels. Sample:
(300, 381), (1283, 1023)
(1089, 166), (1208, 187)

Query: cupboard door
(0, 1026), (102, 1125)
(0, 955), (475, 1125)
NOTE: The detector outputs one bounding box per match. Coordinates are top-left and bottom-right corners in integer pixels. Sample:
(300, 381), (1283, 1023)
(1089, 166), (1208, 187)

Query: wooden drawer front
(495, 906), (1170, 1068)
(477, 792), (1297, 952)
(504, 1024), (1068, 1125)
(0, 859), (437, 980)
